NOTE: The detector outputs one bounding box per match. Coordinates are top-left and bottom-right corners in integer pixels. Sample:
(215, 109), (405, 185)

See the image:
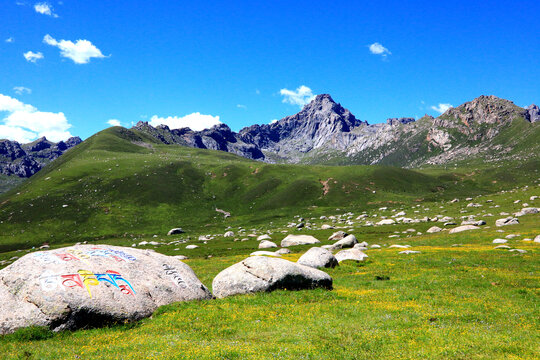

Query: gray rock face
(449, 225), (480, 234)
(0, 136), (81, 178)
(132, 121), (264, 161)
(334, 248), (368, 262)
(212, 256), (333, 298)
(495, 217), (520, 227)
(0, 245), (212, 334)
(526, 104), (540, 123)
(281, 234), (320, 247)
(297, 247), (338, 269)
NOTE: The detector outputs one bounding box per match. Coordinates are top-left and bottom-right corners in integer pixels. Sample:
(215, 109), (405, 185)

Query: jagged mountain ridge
(133, 94), (539, 166)
(0, 136), (82, 177)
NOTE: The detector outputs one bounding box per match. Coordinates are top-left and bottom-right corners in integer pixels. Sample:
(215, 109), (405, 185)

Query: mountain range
(0, 94), (538, 193)
(132, 94), (540, 166)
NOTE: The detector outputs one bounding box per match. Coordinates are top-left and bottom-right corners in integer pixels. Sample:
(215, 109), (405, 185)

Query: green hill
(0, 126), (538, 252)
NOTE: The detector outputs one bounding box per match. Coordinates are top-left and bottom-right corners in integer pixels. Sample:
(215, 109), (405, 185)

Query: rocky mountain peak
(443, 95), (527, 126)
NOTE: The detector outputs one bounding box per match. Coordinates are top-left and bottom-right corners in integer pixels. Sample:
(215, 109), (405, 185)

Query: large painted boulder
(0, 245), (212, 334)
(212, 256), (332, 298)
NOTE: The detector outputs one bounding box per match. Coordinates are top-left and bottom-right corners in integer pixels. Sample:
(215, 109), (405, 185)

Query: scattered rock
(509, 249), (527, 254)
(427, 226), (442, 233)
(495, 217), (519, 227)
(334, 248), (368, 262)
(321, 224), (334, 230)
(514, 207), (539, 217)
(328, 231), (348, 241)
(167, 228), (185, 235)
(492, 239), (508, 244)
(212, 256), (332, 298)
(399, 250), (421, 254)
(250, 251), (281, 257)
(259, 240), (278, 249)
(0, 245), (212, 334)
(223, 231), (235, 237)
(376, 219), (396, 226)
(257, 234), (272, 241)
(274, 248), (291, 255)
(389, 244), (411, 249)
(186, 245), (199, 249)
(281, 235), (321, 247)
(330, 234), (357, 250)
(494, 245), (511, 249)
(449, 225), (480, 234)
(297, 247), (338, 269)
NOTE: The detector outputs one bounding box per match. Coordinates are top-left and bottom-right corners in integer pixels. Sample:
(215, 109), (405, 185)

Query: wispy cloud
(34, 2), (58, 17)
(369, 42), (391, 58)
(43, 34), (107, 64)
(431, 103), (453, 114)
(236, 104), (247, 109)
(0, 93), (73, 143)
(280, 85), (315, 107)
(13, 86), (32, 95)
(107, 119), (122, 127)
(23, 51), (44, 63)
(149, 112), (221, 131)
(5, 37), (14, 43)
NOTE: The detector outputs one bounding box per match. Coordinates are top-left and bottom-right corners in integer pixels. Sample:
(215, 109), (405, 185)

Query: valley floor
(0, 182), (538, 359)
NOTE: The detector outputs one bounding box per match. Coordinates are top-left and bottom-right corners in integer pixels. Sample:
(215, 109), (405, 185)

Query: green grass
(0, 127), (538, 359)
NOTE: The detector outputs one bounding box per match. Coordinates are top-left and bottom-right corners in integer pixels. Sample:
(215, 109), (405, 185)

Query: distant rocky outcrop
(527, 104), (540, 123)
(0, 136), (81, 177)
(132, 122), (264, 160)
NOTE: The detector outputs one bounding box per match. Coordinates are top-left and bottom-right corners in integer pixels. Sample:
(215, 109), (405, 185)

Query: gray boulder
(258, 240), (278, 249)
(297, 247), (338, 269)
(330, 234), (357, 250)
(0, 245), (212, 334)
(275, 248), (291, 255)
(495, 217), (520, 227)
(334, 248), (368, 262)
(427, 226), (442, 233)
(212, 256), (332, 298)
(514, 207), (539, 217)
(281, 234), (320, 247)
(534, 235), (540, 243)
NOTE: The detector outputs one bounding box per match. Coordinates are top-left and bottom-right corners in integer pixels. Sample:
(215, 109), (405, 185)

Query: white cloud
(431, 103), (453, 114)
(5, 37), (14, 43)
(23, 51), (44, 63)
(237, 104), (247, 109)
(0, 93), (72, 143)
(279, 85), (315, 107)
(149, 112), (221, 131)
(43, 34), (106, 64)
(13, 86), (32, 95)
(255, 89), (260, 95)
(34, 2), (58, 17)
(107, 119), (121, 127)
(369, 42), (391, 57)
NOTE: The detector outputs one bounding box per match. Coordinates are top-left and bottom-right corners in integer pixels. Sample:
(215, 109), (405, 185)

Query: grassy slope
(0, 126), (512, 252)
(0, 127), (538, 359)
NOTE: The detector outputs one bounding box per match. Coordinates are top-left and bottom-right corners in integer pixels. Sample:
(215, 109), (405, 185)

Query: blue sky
(1, 1), (539, 142)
